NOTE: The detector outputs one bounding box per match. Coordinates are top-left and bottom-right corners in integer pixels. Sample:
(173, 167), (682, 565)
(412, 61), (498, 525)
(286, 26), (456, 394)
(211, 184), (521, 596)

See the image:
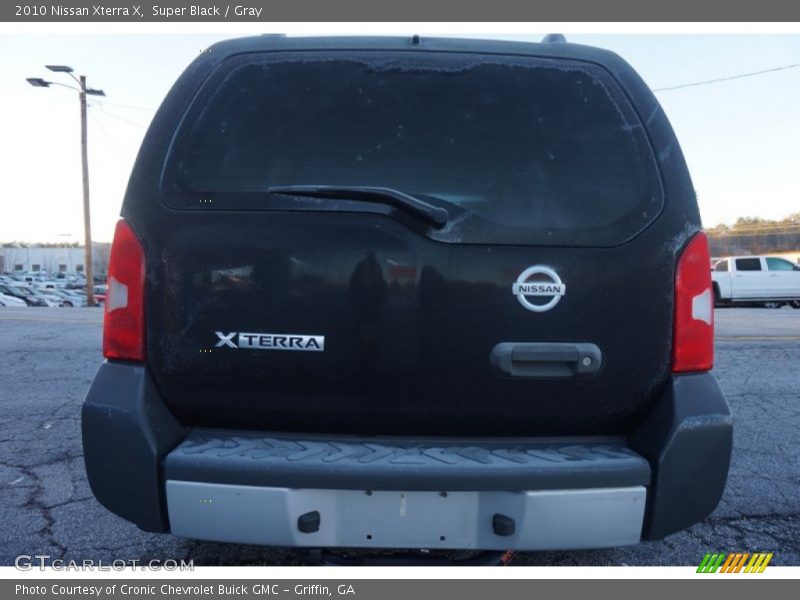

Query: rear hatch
(142, 49), (679, 436)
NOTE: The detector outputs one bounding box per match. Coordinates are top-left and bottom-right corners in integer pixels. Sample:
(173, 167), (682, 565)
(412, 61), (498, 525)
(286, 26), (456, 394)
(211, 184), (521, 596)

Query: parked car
(48, 289), (89, 307)
(33, 291), (62, 307)
(92, 284), (107, 305)
(82, 35), (731, 554)
(0, 283), (48, 307)
(16, 286), (63, 306)
(0, 293), (27, 307)
(33, 280), (68, 291)
(66, 289), (89, 303)
(712, 256), (800, 308)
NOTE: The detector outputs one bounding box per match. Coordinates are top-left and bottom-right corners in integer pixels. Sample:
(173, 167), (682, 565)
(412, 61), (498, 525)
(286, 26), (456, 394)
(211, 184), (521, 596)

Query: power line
(708, 232), (800, 240)
(89, 111), (126, 163)
(708, 224), (800, 231)
(92, 105), (149, 129)
(707, 222), (800, 232)
(652, 63), (800, 92)
(708, 227), (800, 236)
(92, 99), (155, 112)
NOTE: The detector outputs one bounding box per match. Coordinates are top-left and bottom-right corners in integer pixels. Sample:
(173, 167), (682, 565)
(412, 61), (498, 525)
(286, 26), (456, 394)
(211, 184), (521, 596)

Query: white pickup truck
(712, 256), (800, 308)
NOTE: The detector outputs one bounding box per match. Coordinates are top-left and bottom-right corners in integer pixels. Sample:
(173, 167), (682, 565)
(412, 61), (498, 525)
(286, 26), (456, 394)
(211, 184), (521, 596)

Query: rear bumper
(82, 362), (731, 548)
(167, 483), (645, 550)
(163, 430), (649, 550)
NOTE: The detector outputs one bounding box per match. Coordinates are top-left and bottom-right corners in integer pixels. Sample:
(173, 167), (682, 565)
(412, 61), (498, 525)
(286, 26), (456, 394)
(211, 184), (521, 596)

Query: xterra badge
(512, 266), (566, 312)
(214, 331), (325, 352)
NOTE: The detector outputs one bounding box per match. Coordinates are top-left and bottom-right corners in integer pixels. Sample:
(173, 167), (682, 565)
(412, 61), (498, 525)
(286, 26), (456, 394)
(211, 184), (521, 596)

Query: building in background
(0, 244), (110, 277)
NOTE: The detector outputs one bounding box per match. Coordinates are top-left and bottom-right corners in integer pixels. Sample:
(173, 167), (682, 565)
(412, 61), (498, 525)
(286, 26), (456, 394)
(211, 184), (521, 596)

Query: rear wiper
(267, 185), (449, 228)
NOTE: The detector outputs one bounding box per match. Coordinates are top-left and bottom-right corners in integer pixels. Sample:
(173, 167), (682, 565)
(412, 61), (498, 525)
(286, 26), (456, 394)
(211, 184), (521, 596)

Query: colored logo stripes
(697, 552), (773, 573)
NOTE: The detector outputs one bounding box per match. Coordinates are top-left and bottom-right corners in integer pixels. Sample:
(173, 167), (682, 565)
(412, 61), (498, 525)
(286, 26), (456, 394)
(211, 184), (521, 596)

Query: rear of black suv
(82, 36), (732, 550)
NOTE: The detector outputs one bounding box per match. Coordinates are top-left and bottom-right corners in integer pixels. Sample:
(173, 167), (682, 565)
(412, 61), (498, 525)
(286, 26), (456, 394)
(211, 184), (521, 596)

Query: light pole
(27, 65), (105, 306)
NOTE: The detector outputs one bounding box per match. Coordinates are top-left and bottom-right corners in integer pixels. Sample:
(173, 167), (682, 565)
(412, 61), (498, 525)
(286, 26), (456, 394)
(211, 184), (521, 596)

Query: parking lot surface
(0, 306), (798, 566)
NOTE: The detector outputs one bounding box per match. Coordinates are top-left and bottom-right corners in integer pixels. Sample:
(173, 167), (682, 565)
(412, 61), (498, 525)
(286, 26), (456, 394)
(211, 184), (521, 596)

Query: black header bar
(4, 0), (800, 22)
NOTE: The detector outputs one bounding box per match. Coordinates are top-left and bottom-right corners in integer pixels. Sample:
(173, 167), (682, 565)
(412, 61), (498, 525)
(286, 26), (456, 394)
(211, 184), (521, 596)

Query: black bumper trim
(164, 430), (651, 491)
(630, 372), (733, 540)
(81, 361), (185, 532)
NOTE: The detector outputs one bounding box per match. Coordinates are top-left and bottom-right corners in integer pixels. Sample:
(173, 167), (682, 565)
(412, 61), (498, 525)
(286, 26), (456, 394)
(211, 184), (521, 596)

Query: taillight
(103, 220), (146, 362)
(672, 231), (713, 373)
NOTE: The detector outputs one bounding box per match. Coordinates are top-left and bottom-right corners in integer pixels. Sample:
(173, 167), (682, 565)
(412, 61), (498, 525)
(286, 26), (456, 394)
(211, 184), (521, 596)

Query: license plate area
(329, 490), (478, 547)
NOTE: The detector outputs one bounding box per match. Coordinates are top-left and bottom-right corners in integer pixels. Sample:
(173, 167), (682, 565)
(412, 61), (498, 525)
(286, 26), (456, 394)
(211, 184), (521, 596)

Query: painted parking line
(0, 315), (102, 324)
(716, 336), (800, 341)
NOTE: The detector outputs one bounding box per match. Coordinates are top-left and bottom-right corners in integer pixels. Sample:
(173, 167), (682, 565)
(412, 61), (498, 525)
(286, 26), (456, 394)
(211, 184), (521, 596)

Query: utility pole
(27, 66), (104, 306)
(79, 75), (95, 307)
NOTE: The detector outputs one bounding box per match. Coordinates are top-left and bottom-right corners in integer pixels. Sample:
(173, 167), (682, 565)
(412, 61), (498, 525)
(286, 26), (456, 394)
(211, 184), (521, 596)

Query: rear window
(736, 258), (762, 271)
(162, 52), (663, 246)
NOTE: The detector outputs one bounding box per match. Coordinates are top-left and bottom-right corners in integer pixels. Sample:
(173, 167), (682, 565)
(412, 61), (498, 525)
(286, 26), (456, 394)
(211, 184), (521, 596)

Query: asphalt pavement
(0, 306), (798, 566)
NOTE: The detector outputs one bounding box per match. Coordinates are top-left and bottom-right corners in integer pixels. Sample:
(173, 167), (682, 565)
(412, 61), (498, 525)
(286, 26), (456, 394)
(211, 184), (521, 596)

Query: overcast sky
(1, 32), (798, 243)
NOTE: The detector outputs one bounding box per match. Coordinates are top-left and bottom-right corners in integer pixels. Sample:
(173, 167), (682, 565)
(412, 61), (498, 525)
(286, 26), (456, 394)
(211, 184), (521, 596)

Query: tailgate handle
(490, 342), (602, 378)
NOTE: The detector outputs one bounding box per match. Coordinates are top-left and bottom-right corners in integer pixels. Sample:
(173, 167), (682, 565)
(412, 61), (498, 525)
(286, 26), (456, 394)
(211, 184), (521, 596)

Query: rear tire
(63, 301), (73, 307)
(712, 284), (723, 307)
(763, 301), (783, 309)
(790, 300), (800, 309)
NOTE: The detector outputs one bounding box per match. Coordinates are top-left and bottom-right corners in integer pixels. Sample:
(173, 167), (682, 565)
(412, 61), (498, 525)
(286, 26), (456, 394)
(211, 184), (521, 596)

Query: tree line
(707, 213), (800, 256)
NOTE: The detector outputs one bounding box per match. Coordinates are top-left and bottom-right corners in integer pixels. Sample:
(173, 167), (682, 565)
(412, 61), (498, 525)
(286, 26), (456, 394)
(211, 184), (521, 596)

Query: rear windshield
(162, 51), (663, 246)
(736, 258), (762, 271)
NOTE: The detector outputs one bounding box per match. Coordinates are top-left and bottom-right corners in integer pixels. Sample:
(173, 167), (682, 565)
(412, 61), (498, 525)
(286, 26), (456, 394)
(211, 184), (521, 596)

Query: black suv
(82, 36), (731, 551)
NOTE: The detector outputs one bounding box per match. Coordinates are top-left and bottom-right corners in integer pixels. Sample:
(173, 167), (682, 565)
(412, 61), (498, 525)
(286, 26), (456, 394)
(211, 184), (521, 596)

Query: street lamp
(27, 65), (105, 306)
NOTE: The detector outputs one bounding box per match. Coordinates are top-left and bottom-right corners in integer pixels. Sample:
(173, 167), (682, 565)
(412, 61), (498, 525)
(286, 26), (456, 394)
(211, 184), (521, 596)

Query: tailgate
(137, 48), (683, 436)
(146, 211), (674, 436)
